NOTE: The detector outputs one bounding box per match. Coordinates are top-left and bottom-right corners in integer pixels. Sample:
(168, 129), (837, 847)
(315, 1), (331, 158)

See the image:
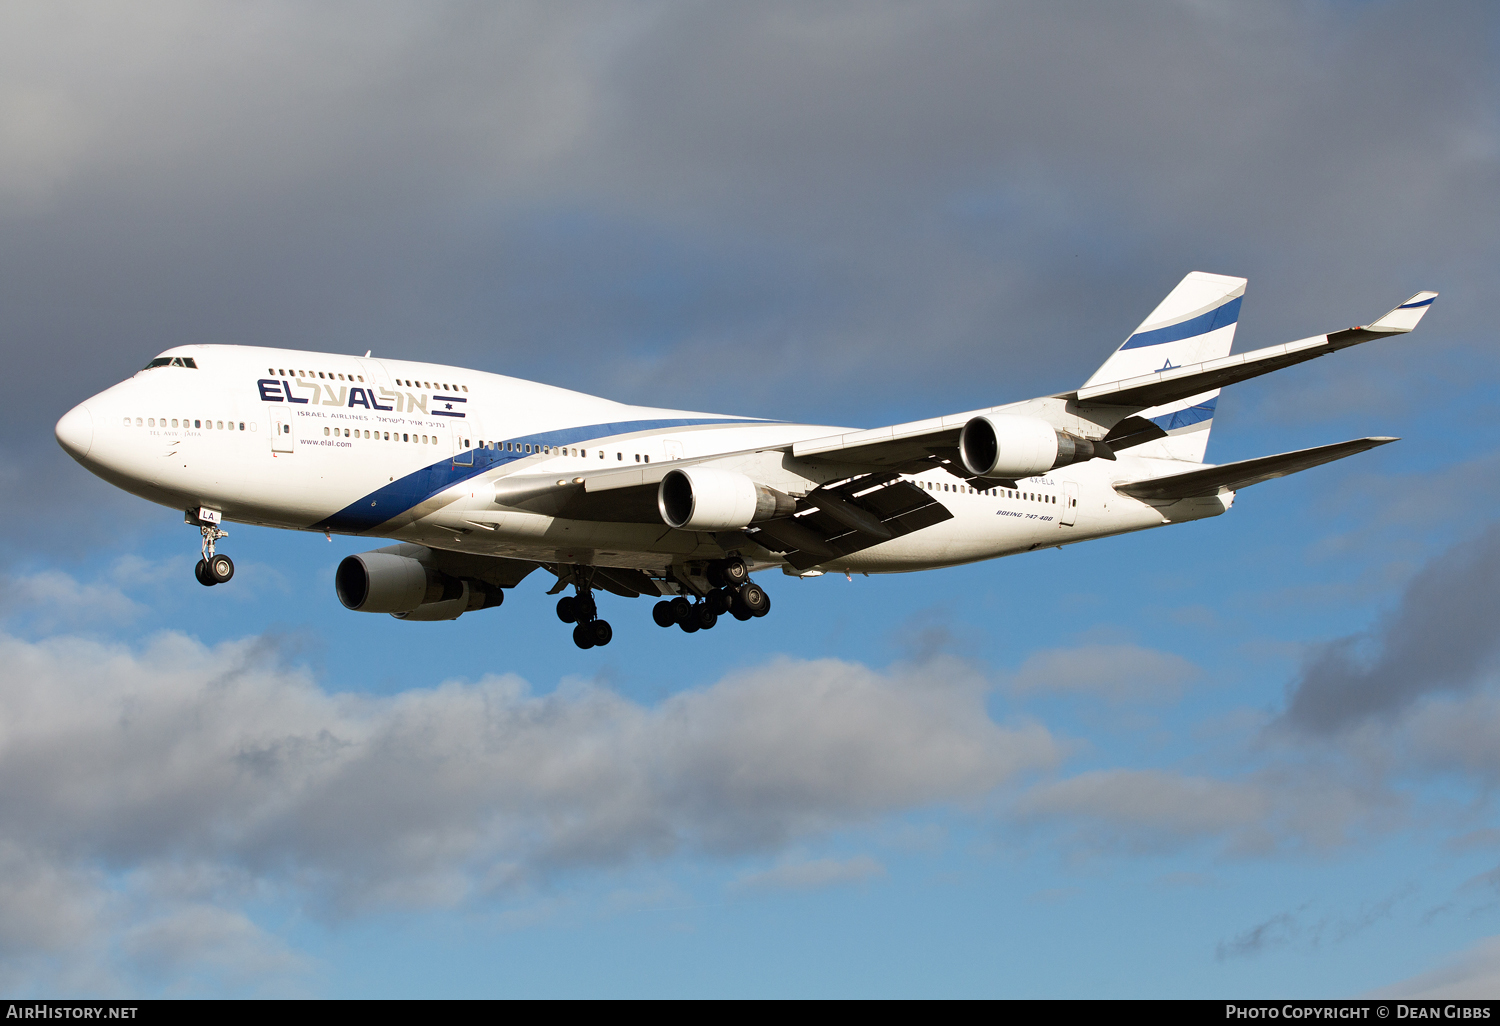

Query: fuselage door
(271, 408), (293, 453)
(1061, 481), (1078, 526)
(452, 418), (480, 467)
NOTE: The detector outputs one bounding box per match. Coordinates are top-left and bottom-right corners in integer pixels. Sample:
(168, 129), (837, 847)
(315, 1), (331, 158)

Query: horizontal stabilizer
(1070, 290), (1438, 411)
(1114, 436), (1398, 501)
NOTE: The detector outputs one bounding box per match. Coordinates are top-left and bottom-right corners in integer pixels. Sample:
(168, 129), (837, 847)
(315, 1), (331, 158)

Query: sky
(1, 0), (1498, 998)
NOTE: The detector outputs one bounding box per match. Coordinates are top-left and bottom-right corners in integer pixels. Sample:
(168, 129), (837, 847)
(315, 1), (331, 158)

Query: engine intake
(336, 552), (504, 620)
(658, 468), (795, 531)
(959, 415), (1114, 479)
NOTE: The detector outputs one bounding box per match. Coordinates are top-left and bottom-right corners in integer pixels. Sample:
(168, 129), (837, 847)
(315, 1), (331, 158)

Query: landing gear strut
(556, 570), (612, 649)
(190, 511), (233, 587)
(652, 561), (771, 634)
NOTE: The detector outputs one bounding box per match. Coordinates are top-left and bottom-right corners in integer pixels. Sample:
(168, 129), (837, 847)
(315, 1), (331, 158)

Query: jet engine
(657, 468), (796, 531)
(958, 415), (1114, 479)
(335, 551), (504, 621)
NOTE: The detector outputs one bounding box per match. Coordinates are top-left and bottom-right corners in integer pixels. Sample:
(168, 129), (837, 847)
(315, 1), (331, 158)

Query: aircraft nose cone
(56, 403), (94, 461)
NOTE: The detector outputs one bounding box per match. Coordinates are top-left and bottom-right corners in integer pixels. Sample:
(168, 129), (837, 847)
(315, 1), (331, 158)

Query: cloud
(0, 568), (142, 627)
(1369, 934), (1500, 999)
(3, 0), (1497, 532)
(119, 904), (314, 997)
(1018, 769), (1273, 855)
(0, 628), (1056, 987)
(1217, 910), (1301, 961)
(1007, 643), (1202, 704)
(1280, 523), (1500, 733)
(731, 855), (885, 894)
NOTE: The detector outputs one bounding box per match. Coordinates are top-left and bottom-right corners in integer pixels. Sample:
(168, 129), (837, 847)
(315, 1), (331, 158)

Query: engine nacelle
(657, 468), (796, 531)
(959, 415), (1113, 479)
(336, 552), (504, 620)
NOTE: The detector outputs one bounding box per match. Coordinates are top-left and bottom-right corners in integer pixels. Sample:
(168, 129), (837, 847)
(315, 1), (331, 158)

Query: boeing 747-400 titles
(55, 272), (1436, 648)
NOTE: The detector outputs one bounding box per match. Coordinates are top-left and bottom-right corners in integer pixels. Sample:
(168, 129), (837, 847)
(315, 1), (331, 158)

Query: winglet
(1367, 291), (1438, 333)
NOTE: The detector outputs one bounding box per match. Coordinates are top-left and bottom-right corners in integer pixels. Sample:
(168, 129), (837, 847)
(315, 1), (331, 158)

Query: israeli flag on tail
(1084, 271), (1247, 463)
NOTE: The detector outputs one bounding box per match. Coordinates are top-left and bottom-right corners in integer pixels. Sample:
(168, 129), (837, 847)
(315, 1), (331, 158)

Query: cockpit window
(143, 356), (198, 370)
(145, 358), (172, 369)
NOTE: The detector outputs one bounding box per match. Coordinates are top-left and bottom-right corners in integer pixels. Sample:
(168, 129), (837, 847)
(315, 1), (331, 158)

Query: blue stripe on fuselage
(1119, 296), (1242, 350)
(313, 417), (773, 533)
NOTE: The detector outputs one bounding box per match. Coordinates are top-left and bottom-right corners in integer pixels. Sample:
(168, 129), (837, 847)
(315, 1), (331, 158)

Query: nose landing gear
(188, 509), (233, 587)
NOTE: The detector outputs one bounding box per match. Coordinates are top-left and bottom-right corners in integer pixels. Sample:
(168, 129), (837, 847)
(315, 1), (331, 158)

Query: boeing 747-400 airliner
(54, 273), (1436, 648)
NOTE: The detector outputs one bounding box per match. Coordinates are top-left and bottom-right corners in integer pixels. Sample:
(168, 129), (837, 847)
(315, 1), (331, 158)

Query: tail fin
(1085, 271), (1247, 463)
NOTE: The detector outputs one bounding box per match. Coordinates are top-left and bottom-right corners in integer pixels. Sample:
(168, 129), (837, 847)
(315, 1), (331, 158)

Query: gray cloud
(1369, 934), (1500, 1000)
(0, 628), (1055, 923)
(1217, 910), (1302, 961)
(1007, 643), (1202, 704)
(1280, 523), (1500, 733)
(3, 2), (1496, 553)
(730, 854), (885, 894)
(1018, 768), (1274, 855)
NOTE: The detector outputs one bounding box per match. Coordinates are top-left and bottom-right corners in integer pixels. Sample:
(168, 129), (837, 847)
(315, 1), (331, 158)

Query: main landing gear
(651, 558), (770, 635)
(557, 578), (613, 650)
(190, 512), (234, 587)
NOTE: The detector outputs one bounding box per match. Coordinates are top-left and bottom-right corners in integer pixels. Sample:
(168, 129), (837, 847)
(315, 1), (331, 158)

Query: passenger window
(216, 421), (223, 430)
(123, 417), (130, 426)
(135, 417), (142, 426)
(171, 419), (178, 428)
(462, 385), (468, 392)
(148, 418), (154, 427)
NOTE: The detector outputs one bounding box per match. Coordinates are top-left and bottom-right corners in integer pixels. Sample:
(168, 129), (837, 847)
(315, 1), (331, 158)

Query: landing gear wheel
(696, 604), (718, 630)
(652, 601), (676, 628)
(207, 554), (235, 584)
(722, 558), (749, 587)
(678, 615), (700, 634)
(572, 623), (596, 649)
(705, 588), (730, 616)
(739, 582), (770, 617)
(557, 596), (579, 623)
(670, 596), (693, 626)
(194, 559), (216, 587)
(591, 620), (613, 646)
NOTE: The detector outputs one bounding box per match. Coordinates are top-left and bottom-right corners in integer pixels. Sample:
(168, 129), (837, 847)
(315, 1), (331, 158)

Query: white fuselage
(57, 344), (1229, 579)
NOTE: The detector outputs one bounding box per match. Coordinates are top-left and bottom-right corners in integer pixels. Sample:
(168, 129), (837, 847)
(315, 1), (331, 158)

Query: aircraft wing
(1113, 436), (1397, 501)
(1065, 292), (1437, 411)
(785, 290), (1436, 470)
(487, 458), (953, 568)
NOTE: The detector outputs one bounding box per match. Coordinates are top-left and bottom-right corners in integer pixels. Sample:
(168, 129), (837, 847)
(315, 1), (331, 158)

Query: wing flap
(1114, 437), (1397, 501)
(749, 478), (952, 570)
